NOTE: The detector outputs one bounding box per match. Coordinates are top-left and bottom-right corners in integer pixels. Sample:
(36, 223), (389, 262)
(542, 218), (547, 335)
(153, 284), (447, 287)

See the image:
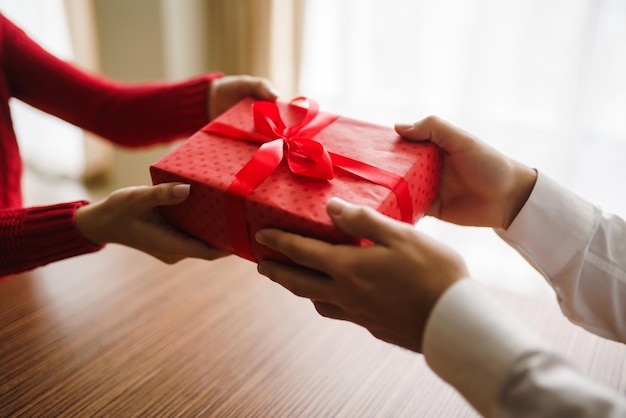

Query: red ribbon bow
(203, 97), (413, 261)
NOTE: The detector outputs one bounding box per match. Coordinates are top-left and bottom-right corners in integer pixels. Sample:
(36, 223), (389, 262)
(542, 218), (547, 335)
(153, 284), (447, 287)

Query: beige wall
(161, 0), (211, 80)
(94, 0), (166, 190)
(94, 0), (166, 81)
(66, 0), (300, 191)
(88, 0), (211, 190)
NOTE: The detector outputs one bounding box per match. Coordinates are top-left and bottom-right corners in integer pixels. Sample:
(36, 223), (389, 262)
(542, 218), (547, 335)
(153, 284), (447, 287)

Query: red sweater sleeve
(2, 15), (222, 147)
(0, 202), (103, 277)
(0, 13), (222, 279)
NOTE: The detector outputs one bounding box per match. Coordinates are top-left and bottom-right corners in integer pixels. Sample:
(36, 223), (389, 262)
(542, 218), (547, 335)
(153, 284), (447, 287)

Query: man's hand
(396, 117), (538, 229)
(256, 197), (468, 352)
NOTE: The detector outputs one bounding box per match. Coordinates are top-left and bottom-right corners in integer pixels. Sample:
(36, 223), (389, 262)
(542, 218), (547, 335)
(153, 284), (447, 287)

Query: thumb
(326, 198), (410, 247)
(253, 78), (281, 101)
(141, 183), (191, 209)
(394, 116), (469, 153)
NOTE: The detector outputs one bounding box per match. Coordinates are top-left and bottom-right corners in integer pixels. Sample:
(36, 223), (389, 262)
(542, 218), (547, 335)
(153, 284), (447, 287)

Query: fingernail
(327, 197), (349, 216)
(394, 123), (414, 130)
(172, 184), (191, 198)
(255, 231), (267, 245)
(269, 87), (281, 98)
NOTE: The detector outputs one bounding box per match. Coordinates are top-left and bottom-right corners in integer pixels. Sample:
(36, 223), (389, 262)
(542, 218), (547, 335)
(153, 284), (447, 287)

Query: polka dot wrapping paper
(150, 97), (442, 263)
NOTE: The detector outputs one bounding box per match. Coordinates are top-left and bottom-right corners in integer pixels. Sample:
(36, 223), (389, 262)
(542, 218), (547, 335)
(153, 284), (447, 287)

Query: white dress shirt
(423, 172), (626, 417)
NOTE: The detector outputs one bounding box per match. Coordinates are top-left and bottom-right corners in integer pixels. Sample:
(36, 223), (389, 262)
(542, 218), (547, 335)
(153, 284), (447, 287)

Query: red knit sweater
(0, 13), (220, 277)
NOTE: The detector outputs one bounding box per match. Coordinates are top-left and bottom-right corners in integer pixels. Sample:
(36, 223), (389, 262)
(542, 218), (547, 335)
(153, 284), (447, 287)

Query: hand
(395, 117), (538, 229)
(208, 74), (280, 121)
(75, 183), (229, 263)
(256, 197), (468, 353)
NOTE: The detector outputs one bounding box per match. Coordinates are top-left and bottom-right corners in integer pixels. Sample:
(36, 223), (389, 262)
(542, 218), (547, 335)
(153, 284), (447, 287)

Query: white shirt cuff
(423, 279), (548, 416)
(496, 171), (598, 279)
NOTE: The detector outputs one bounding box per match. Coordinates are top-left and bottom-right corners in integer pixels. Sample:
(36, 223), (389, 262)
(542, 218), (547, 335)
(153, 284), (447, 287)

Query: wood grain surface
(1, 245), (624, 417)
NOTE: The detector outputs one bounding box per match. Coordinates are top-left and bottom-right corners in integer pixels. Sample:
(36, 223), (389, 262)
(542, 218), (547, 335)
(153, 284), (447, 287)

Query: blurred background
(1, 0), (625, 297)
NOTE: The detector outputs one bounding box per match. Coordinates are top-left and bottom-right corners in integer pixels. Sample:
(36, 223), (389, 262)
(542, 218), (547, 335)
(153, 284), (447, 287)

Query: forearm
(423, 279), (546, 416)
(49, 74), (216, 146)
(423, 279), (626, 417)
(0, 202), (103, 277)
(497, 172), (626, 342)
(3, 15), (219, 146)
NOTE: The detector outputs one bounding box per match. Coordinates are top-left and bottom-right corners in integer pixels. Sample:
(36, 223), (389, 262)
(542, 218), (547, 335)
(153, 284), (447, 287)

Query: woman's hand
(208, 74), (280, 121)
(75, 183), (228, 263)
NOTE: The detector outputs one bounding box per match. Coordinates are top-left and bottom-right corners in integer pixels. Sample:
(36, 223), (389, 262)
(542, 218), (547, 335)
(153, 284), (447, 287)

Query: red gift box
(150, 97), (441, 262)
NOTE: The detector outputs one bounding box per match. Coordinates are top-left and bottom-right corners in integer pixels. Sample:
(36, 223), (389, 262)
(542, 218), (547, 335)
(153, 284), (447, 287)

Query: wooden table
(2, 245), (625, 417)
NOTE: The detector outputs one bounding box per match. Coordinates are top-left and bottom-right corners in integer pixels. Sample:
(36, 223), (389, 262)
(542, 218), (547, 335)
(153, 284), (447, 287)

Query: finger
(252, 78), (281, 100)
(164, 237), (229, 261)
(136, 182), (191, 210)
(325, 198), (411, 247)
(312, 301), (351, 321)
(139, 220), (229, 262)
(257, 260), (334, 302)
(158, 245), (229, 264)
(256, 230), (339, 274)
(394, 115), (471, 153)
(425, 196), (443, 219)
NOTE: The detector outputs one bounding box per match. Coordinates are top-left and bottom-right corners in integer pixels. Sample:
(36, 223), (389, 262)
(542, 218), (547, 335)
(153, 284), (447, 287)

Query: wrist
(206, 73), (225, 121)
(503, 164), (538, 229)
(75, 202), (107, 246)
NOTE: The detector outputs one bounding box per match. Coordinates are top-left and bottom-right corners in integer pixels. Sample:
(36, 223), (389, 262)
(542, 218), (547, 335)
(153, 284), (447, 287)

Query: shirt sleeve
(0, 202), (103, 278)
(496, 172), (626, 342)
(1, 14), (221, 147)
(423, 279), (626, 418)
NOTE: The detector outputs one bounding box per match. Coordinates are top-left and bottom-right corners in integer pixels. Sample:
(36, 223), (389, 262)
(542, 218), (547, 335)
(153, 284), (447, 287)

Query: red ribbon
(203, 97), (413, 261)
